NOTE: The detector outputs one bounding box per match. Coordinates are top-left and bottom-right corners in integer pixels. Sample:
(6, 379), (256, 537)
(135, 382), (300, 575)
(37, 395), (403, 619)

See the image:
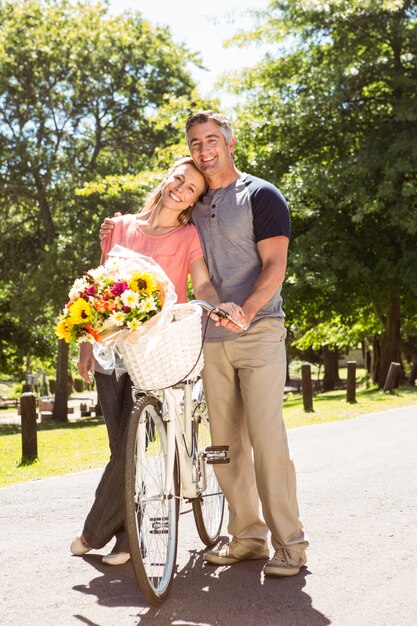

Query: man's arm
(241, 235), (289, 324)
(190, 257), (245, 333)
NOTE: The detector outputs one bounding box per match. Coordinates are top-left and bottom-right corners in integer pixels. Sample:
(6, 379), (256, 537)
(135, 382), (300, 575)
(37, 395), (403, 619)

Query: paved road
(1, 406), (417, 626)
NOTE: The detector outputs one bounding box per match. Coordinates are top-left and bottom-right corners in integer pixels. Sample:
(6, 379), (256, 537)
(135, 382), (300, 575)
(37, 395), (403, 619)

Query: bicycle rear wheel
(124, 395), (179, 605)
(191, 393), (225, 546)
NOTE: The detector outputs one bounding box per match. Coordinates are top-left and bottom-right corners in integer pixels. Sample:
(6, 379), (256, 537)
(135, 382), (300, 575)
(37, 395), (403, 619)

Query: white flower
(77, 334), (95, 344)
(121, 289), (140, 308)
(88, 266), (107, 281)
(142, 296), (157, 312)
(127, 319), (141, 330)
(109, 311), (126, 327)
(105, 257), (124, 274)
(69, 278), (88, 300)
(101, 318), (115, 330)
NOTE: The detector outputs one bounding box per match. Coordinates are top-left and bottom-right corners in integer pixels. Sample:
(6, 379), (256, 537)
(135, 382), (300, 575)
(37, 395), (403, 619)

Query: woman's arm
(78, 342), (95, 384)
(189, 257), (245, 333)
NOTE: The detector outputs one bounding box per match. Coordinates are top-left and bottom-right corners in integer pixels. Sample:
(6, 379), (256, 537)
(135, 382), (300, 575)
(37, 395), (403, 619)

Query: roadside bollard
(346, 361), (357, 403)
(383, 362), (401, 393)
(301, 363), (313, 412)
(20, 392), (38, 462)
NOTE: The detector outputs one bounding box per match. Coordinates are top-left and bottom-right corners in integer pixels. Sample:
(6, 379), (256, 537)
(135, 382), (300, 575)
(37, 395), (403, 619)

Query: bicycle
(117, 300), (246, 605)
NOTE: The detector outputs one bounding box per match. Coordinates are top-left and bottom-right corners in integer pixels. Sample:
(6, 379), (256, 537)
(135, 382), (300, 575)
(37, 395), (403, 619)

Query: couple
(72, 110), (308, 577)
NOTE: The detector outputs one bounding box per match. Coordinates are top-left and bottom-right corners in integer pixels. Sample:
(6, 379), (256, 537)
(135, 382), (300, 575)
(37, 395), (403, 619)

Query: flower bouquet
(55, 245), (177, 346)
(55, 245), (203, 390)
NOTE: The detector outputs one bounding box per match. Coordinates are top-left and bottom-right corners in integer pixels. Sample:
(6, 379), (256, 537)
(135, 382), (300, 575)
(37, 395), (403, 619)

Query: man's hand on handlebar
(210, 302), (248, 333)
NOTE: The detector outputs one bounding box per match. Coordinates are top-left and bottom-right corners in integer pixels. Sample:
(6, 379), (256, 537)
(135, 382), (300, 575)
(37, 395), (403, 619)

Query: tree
(0, 0), (205, 414)
(228, 0), (417, 386)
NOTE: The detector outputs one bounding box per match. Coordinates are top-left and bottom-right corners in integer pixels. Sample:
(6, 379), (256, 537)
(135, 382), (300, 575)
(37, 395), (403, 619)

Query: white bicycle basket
(116, 303), (204, 390)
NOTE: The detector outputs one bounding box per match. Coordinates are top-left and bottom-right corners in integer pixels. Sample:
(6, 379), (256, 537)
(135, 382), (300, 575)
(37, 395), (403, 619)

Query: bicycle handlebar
(190, 300), (249, 332)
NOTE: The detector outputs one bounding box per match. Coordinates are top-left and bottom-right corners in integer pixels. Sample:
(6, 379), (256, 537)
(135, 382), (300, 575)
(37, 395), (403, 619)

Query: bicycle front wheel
(192, 398), (225, 546)
(124, 395), (179, 605)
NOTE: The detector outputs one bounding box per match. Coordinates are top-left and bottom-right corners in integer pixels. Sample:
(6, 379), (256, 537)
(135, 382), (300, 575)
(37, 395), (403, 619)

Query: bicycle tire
(191, 394), (225, 546)
(124, 395), (179, 605)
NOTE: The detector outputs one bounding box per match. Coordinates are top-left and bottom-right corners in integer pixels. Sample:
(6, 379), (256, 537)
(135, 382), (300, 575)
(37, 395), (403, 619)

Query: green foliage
(230, 0), (417, 377)
(0, 0), (205, 377)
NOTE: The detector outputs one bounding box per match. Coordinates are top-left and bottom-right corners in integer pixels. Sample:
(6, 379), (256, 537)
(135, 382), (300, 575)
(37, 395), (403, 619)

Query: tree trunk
(371, 336), (381, 383)
(285, 361), (290, 385)
(52, 339), (69, 423)
(375, 289), (403, 388)
(322, 346), (341, 391)
(33, 170), (55, 244)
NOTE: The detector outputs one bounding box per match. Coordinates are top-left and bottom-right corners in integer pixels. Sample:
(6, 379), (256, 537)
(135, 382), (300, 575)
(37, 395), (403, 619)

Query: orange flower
(105, 299), (117, 311)
(93, 298), (117, 313)
(85, 324), (101, 342)
(93, 299), (108, 313)
(156, 282), (164, 306)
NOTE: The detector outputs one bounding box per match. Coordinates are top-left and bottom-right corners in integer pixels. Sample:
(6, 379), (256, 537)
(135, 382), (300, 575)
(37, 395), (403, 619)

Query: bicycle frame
(144, 379), (202, 503)
(124, 301), (228, 604)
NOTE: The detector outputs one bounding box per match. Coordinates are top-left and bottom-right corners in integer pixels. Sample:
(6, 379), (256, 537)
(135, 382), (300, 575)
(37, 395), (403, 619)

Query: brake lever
(212, 307), (249, 332)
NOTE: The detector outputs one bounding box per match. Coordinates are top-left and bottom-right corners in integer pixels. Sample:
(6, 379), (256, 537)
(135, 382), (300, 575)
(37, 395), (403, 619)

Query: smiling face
(186, 120), (236, 183)
(161, 162), (206, 215)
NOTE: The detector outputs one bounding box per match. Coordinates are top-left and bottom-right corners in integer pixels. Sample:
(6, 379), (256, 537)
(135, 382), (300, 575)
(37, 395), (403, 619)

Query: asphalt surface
(1, 405), (417, 626)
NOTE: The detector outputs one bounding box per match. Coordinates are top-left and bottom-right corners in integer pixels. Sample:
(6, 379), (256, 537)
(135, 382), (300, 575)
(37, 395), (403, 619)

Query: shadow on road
(73, 544), (331, 626)
(73, 553), (139, 608)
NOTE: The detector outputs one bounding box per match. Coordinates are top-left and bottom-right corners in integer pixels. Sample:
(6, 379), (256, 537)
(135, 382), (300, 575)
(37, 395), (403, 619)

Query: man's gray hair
(185, 110), (234, 145)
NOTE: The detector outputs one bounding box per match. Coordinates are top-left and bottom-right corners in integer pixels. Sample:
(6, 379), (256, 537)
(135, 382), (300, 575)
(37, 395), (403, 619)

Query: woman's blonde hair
(138, 157), (207, 224)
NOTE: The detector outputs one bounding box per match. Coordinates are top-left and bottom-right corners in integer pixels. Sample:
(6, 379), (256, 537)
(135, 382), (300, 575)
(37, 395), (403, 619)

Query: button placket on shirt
(210, 191), (219, 221)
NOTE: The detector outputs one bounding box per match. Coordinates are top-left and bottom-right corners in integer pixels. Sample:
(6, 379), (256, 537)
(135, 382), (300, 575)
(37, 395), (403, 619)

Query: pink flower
(110, 281), (129, 296)
(85, 285), (98, 297)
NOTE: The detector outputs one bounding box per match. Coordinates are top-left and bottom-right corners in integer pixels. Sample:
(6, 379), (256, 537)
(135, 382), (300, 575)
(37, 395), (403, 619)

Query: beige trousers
(202, 318), (308, 553)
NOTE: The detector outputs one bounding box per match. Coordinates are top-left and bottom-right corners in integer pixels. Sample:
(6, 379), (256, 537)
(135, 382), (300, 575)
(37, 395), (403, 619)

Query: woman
(71, 157), (243, 565)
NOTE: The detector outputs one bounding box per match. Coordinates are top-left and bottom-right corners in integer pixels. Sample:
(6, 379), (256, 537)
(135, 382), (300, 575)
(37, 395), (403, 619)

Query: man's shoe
(263, 548), (306, 577)
(70, 534), (91, 556)
(203, 540), (269, 565)
(102, 552), (130, 566)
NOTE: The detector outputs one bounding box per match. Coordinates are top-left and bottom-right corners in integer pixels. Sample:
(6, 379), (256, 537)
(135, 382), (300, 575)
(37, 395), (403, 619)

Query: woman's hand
(78, 342), (95, 384)
(99, 212), (121, 240)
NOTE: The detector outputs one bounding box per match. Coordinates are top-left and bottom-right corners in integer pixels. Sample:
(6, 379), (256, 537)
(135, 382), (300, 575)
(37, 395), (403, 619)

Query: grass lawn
(1, 384), (416, 488)
(0, 417), (109, 488)
(283, 383), (417, 429)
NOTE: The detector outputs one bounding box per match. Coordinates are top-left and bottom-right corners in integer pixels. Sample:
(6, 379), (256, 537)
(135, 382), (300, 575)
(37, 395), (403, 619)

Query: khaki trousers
(202, 318), (308, 553)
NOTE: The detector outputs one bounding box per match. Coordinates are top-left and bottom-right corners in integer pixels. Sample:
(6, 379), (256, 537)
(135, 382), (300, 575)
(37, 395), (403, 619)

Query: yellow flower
(68, 298), (93, 324)
(129, 271), (158, 296)
(55, 319), (72, 343)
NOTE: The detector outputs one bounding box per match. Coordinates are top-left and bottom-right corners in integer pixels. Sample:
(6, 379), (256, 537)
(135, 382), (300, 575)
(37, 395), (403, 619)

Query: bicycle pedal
(204, 445), (230, 464)
(150, 516), (169, 534)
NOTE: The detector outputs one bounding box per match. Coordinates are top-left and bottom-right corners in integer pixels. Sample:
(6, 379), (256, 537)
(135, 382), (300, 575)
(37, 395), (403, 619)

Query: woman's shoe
(70, 533), (91, 556)
(102, 552), (130, 566)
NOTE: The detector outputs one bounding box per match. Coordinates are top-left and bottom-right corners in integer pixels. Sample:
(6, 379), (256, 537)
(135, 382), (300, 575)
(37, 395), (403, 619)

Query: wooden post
(301, 363), (313, 412)
(346, 361), (357, 403)
(20, 392), (38, 462)
(383, 362), (401, 393)
(95, 397), (102, 417)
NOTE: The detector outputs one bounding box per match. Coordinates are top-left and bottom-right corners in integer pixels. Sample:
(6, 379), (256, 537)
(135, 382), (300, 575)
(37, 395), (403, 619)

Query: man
(185, 110), (308, 577)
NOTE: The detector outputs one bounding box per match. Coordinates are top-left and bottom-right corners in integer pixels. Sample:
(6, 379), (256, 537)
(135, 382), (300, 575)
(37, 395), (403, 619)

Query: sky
(109, 0), (270, 109)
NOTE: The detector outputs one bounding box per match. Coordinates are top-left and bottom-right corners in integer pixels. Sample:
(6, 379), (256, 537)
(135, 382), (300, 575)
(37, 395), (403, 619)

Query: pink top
(100, 214), (204, 303)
